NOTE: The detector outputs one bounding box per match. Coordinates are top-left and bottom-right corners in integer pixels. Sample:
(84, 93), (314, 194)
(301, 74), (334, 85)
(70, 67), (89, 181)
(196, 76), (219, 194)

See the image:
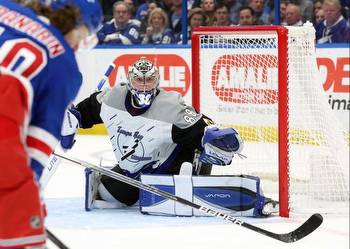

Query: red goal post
(191, 25), (349, 217)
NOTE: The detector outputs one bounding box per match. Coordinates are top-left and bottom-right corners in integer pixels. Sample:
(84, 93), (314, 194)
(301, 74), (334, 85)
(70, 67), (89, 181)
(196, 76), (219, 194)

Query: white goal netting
(193, 24), (349, 216)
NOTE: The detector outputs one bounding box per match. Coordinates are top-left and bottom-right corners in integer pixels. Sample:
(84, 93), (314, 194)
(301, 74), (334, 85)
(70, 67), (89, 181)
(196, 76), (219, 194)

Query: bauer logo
(211, 54), (278, 104)
(110, 54), (191, 96)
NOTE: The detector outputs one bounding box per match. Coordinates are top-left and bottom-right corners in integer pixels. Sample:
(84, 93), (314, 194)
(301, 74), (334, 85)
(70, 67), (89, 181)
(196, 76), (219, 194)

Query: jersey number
(129, 28), (139, 40)
(0, 38), (47, 79)
(184, 108), (197, 124)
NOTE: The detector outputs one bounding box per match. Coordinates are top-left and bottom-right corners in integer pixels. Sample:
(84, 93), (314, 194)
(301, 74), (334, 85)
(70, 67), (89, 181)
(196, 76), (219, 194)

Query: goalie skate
(261, 198), (279, 216)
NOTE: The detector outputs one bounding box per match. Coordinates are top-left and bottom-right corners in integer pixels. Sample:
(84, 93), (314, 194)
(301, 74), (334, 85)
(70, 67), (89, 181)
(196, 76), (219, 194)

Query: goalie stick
(54, 152), (323, 243)
(40, 63), (115, 189)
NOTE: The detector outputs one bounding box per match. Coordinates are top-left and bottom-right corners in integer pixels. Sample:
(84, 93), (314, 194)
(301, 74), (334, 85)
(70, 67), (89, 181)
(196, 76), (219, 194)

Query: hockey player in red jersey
(0, 0), (102, 248)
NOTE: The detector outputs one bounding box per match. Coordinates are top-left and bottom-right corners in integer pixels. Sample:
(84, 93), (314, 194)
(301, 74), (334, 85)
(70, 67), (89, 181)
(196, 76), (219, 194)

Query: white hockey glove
(60, 106), (81, 149)
(199, 125), (243, 165)
(104, 33), (120, 42)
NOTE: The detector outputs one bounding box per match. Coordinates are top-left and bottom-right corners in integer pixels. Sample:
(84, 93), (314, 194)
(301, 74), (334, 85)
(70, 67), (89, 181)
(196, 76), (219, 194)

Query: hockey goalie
(60, 57), (278, 217)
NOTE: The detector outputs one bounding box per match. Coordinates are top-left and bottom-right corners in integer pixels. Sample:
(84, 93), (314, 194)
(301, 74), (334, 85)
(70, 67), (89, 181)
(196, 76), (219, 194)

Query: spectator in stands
(213, 3), (233, 26)
(285, 3), (303, 26)
(313, 0), (324, 25)
(259, 0), (274, 24)
(97, 1), (141, 45)
(122, 0), (142, 27)
(314, 0), (324, 16)
(188, 7), (208, 29)
(178, 7), (208, 44)
(315, 8), (325, 24)
(124, 0), (136, 17)
(159, 0), (173, 14)
(279, 0), (289, 25)
(139, 0), (159, 35)
(267, 0), (288, 25)
(289, 0), (313, 23)
(220, 0), (247, 25)
(248, 0), (268, 24)
(135, 0), (160, 22)
(239, 6), (257, 25)
(316, 0), (350, 43)
(170, 0), (183, 40)
(201, 0), (217, 25)
(142, 8), (175, 44)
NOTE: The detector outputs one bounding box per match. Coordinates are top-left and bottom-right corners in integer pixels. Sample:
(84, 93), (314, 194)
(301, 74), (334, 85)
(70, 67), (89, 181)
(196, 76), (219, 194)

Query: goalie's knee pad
(140, 173), (276, 217)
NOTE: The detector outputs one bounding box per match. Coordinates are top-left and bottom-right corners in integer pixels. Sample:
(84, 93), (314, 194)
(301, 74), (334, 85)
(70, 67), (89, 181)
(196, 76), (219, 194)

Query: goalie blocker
(85, 163), (278, 217)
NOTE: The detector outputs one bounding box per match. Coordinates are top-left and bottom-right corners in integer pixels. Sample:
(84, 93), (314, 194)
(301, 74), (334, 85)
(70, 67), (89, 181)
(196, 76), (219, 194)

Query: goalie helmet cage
(191, 24), (349, 217)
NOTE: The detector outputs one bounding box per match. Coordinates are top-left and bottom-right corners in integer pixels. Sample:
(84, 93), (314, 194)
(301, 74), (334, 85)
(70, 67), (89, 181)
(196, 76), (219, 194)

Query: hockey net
(191, 24), (349, 217)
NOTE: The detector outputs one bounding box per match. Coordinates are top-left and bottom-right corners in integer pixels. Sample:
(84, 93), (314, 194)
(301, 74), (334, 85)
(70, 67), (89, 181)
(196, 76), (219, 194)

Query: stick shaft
(54, 152), (323, 243)
(46, 228), (69, 249)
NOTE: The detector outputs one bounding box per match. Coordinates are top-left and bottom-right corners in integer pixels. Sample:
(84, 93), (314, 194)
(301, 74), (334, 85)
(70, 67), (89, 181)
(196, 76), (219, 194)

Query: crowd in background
(96, 0), (350, 45)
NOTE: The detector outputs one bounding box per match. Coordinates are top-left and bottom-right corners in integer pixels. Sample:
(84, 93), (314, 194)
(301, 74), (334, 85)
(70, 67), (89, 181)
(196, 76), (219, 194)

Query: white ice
(44, 135), (349, 249)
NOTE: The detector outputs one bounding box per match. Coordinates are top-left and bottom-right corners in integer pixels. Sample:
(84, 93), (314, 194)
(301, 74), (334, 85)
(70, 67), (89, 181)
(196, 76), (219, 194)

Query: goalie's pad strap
(140, 174), (265, 217)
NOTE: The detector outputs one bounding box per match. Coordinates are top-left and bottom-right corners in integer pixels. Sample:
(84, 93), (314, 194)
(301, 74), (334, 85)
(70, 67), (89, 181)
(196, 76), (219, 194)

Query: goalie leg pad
(140, 173), (273, 217)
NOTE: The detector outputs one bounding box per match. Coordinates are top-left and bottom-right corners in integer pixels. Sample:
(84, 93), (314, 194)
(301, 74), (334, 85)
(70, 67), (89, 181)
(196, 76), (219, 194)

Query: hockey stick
(54, 152), (323, 243)
(40, 63), (115, 189)
(46, 228), (70, 249)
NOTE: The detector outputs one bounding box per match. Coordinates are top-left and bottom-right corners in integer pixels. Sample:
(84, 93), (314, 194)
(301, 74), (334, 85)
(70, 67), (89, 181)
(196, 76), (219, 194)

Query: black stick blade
(278, 213), (323, 243)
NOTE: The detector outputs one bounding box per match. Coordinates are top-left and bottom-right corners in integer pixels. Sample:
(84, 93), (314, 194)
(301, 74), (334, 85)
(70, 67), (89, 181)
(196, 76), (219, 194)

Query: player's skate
(261, 198), (279, 216)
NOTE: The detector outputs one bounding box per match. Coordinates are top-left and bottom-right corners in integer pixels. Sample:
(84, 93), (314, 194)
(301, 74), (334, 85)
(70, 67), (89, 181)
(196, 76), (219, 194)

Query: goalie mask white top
(127, 57), (160, 109)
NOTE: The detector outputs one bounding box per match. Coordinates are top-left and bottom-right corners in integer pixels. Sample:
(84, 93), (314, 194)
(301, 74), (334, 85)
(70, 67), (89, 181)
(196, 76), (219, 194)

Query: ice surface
(44, 135), (349, 249)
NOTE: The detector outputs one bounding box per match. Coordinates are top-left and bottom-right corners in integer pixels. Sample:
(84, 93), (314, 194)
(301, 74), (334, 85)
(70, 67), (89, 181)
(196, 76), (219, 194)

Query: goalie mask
(127, 57), (160, 109)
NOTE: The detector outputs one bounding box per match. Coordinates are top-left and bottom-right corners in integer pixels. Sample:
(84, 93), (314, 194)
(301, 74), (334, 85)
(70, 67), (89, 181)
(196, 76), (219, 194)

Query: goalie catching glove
(200, 125), (243, 165)
(60, 105), (81, 149)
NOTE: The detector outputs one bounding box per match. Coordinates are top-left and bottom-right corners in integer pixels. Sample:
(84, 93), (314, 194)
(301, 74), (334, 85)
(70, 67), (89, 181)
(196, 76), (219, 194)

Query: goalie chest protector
(98, 85), (202, 176)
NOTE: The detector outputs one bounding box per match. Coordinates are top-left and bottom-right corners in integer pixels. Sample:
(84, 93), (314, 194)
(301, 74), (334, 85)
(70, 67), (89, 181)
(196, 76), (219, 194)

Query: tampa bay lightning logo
(116, 126), (152, 163)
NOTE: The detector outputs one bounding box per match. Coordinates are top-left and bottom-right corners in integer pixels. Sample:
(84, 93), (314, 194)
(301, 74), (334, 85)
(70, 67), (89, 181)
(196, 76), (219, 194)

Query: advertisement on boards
(76, 48), (192, 104)
(316, 47), (349, 128)
(76, 46), (349, 131)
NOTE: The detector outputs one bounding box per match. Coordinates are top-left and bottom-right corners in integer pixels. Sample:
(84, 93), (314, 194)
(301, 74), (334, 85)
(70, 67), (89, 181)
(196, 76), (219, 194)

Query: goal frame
(191, 26), (290, 217)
